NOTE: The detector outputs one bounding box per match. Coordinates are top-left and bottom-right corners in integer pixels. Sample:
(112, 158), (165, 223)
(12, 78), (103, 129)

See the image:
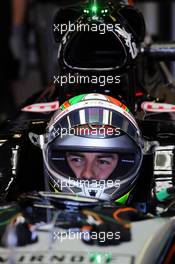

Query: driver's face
(66, 152), (119, 180)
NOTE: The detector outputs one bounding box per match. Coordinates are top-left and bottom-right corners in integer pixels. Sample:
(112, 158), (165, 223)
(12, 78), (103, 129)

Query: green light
(101, 10), (104, 13)
(96, 254), (102, 263)
(89, 253), (102, 263)
(92, 5), (98, 13)
(105, 253), (112, 263)
(89, 252), (112, 263)
(84, 9), (90, 14)
(105, 9), (108, 13)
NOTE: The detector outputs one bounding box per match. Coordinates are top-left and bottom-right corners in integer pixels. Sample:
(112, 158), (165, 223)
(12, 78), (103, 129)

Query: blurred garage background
(0, 0), (175, 123)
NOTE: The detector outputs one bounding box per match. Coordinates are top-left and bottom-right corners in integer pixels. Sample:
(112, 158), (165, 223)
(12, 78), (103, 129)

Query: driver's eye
(68, 156), (84, 164)
(98, 159), (110, 165)
(71, 157), (82, 162)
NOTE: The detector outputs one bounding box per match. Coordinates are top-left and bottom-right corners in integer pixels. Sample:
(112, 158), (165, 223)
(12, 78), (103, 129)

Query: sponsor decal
(0, 251), (131, 263)
(115, 25), (138, 59)
(141, 101), (175, 112)
(0, 253), (84, 263)
(22, 102), (59, 113)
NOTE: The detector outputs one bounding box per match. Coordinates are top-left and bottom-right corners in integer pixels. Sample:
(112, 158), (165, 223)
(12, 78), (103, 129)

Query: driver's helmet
(41, 93), (143, 204)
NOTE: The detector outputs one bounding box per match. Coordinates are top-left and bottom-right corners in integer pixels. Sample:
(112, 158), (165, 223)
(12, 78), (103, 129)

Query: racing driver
(38, 93), (144, 205)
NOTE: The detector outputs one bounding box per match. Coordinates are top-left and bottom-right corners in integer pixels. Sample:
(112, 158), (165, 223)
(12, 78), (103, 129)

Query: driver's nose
(80, 162), (95, 180)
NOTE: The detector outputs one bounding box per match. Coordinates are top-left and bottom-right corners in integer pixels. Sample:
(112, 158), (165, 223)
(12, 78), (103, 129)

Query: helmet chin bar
(61, 178), (121, 201)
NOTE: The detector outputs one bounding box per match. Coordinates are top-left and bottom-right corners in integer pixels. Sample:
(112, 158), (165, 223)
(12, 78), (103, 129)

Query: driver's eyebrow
(96, 154), (117, 159)
(67, 152), (85, 158)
